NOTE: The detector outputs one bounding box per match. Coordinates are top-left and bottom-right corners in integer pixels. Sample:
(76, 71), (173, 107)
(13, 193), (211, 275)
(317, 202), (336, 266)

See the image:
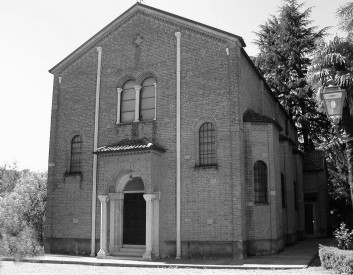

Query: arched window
(70, 135), (82, 173)
(140, 77), (156, 121)
(199, 122), (216, 166)
(281, 173), (286, 208)
(121, 80), (136, 123)
(254, 161), (267, 203)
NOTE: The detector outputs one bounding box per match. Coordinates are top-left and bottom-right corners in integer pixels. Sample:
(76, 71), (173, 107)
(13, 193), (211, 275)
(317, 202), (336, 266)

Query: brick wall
(46, 5), (304, 258)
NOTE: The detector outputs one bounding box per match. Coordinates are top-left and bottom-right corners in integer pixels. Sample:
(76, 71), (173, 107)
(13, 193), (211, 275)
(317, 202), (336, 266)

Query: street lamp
(320, 80), (353, 142)
(320, 82), (346, 124)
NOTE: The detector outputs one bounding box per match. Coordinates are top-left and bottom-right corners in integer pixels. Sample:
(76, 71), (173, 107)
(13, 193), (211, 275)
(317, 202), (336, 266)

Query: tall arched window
(294, 181), (298, 210)
(199, 122), (216, 166)
(70, 135), (82, 173)
(254, 161), (267, 203)
(140, 77), (156, 121)
(121, 80), (136, 123)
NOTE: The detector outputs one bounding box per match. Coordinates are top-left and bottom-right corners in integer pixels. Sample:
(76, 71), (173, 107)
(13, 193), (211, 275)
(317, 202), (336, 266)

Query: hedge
(319, 245), (353, 274)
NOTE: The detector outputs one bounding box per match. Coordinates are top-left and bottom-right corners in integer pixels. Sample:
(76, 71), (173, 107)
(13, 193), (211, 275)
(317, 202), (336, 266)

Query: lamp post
(321, 80), (353, 210)
(320, 81), (353, 142)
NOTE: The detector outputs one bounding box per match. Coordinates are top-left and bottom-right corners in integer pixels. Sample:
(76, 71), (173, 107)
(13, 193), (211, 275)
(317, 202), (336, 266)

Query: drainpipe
(175, 31), (181, 260)
(91, 46), (102, 256)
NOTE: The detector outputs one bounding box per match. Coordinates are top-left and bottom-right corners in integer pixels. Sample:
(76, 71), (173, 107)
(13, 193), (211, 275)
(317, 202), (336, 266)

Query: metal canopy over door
(123, 193), (146, 245)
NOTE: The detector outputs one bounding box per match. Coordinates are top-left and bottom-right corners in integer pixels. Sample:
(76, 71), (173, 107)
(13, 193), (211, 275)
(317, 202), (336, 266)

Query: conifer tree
(254, 0), (329, 151)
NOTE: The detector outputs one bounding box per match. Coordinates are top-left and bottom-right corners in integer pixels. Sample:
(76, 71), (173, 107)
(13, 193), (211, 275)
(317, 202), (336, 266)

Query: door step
(110, 245), (145, 257)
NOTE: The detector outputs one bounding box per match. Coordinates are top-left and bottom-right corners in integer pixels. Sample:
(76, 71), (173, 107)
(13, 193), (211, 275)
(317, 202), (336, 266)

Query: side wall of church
(244, 123), (283, 255)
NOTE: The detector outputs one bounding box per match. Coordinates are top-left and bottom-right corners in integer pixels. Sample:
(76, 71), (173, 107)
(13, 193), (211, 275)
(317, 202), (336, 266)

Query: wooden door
(123, 193), (146, 245)
(305, 203), (314, 234)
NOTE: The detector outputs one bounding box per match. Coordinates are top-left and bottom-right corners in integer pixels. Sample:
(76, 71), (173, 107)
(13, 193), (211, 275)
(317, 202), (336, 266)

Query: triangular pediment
(49, 3), (245, 74)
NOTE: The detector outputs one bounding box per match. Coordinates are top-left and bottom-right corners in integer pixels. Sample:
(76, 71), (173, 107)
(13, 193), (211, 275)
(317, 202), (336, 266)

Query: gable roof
(303, 151), (326, 171)
(243, 109), (283, 131)
(49, 3), (245, 74)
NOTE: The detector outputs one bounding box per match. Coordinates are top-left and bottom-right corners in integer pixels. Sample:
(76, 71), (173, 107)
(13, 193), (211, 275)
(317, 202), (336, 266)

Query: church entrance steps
(110, 245), (145, 257)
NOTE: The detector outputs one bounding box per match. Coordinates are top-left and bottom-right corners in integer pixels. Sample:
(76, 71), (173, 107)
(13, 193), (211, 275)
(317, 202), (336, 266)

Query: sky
(0, 0), (349, 171)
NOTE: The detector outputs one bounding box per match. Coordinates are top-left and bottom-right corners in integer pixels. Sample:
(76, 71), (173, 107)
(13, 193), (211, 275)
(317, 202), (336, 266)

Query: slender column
(143, 194), (157, 260)
(116, 193), (124, 248)
(134, 85), (141, 122)
(97, 195), (109, 257)
(153, 82), (157, 120)
(116, 88), (122, 124)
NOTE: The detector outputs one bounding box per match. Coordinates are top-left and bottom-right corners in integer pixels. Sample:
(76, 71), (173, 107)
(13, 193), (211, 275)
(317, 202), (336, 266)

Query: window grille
(140, 78), (156, 121)
(121, 80), (136, 123)
(70, 135), (82, 173)
(294, 181), (298, 210)
(254, 161), (267, 203)
(281, 173), (286, 208)
(199, 122), (216, 166)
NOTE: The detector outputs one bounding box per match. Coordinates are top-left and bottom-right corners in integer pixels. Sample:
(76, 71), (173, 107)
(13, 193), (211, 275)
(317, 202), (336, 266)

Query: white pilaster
(153, 193), (160, 258)
(175, 31), (181, 260)
(143, 193), (157, 260)
(91, 46), (102, 257)
(116, 193), (124, 248)
(97, 195), (109, 257)
(134, 85), (141, 122)
(116, 88), (122, 124)
(109, 193), (117, 252)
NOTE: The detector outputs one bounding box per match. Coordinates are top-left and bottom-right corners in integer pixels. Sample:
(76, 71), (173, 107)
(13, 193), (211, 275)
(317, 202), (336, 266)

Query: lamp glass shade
(321, 85), (346, 121)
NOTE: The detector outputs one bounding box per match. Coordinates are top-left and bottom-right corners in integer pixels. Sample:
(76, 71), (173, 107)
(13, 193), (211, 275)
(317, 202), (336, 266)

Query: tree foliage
(254, 0), (330, 151)
(307, 2), (353, 210)
(337, 2), (353, 34)
(0, 165), (47, 258)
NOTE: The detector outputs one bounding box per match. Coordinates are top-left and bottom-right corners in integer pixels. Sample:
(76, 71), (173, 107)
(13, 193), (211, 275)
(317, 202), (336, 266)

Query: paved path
(1, 238), (334, 270)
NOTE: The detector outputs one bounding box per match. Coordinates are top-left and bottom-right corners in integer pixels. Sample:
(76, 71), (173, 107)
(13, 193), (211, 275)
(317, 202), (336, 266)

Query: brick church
(45, 3), (328, 259)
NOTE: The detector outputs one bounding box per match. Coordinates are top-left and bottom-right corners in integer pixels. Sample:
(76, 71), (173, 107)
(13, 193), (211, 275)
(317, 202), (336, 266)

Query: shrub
(0, 168), (46, 258)
(0, 225), (43, 259)
(319, 245), (353, 274)
(334, 222), (353, 250)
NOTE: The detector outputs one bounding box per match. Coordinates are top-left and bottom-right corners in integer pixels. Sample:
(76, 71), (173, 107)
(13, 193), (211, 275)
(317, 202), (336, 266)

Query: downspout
(175, 31), (181, 259)
(91, 46), (102, 256)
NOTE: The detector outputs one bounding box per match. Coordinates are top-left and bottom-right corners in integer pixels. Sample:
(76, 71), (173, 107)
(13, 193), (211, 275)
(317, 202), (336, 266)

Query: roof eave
(49, 2), (140, 74)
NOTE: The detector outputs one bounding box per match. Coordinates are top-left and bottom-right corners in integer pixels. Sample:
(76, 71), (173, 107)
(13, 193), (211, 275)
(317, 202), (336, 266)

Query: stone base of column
(97, 249), (110, 258)
(143, 250), (153, 260)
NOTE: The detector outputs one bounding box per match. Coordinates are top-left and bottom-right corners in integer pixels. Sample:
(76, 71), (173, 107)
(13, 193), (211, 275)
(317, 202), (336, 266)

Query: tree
(337, 2), (353, 34)
(307, 2), (353, 209)
(254, 0), (330, 151)
(0, 167), (47, 258)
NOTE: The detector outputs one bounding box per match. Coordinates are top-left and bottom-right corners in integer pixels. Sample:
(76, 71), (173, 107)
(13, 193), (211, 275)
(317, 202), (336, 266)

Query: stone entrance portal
(97, 173), (160, 259)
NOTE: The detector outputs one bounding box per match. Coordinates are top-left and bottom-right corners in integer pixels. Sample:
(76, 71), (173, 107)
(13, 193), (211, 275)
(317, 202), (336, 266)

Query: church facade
(45, 3), (316, 259)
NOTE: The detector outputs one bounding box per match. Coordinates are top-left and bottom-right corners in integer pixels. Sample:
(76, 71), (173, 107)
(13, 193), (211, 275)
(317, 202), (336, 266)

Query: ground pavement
(1, 238), (334, 270)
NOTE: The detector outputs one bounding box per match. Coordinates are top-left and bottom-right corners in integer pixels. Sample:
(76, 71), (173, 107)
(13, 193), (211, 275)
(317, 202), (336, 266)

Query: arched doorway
(106, 173), (160, 259)
(123, 177), (146, 245)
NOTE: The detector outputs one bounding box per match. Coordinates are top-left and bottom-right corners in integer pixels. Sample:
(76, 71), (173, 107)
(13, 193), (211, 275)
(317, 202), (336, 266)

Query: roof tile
(95, 138), (165, 154)
(243, 109), (283, 131)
